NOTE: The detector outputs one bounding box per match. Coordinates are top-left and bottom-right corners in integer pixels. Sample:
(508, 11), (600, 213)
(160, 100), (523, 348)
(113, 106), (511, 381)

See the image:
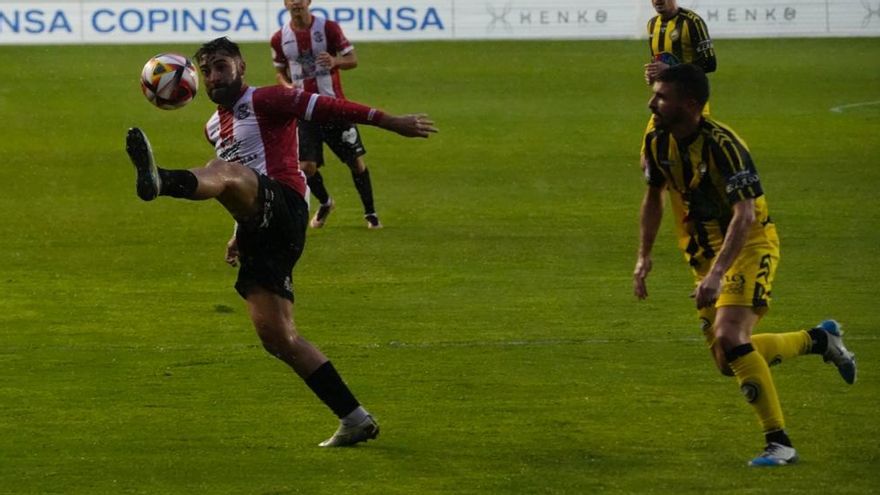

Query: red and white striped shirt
(270, 16), (353, 98)
(205, 85), (384, 198)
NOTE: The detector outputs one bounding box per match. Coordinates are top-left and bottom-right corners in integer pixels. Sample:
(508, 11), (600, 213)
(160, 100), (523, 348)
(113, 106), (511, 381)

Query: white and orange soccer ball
(140, 53), (199, 110)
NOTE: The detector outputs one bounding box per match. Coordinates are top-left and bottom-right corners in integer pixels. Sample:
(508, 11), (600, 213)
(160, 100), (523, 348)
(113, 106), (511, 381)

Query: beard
(208, 78), (243, 105)
(651, 108), (683, 130)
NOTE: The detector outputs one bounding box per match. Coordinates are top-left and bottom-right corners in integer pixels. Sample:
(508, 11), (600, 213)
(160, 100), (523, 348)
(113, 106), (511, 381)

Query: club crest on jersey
(236, 103), (251, 120)
(670, 29), (680, 41)
(313, 30), (324, 43)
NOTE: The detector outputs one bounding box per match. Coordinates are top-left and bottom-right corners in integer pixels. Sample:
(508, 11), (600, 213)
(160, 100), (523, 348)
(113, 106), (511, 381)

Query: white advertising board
(0, 0), (878, 44)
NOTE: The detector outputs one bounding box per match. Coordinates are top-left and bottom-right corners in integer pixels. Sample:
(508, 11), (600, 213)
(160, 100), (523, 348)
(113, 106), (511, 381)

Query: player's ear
(239, 58), (247, 76)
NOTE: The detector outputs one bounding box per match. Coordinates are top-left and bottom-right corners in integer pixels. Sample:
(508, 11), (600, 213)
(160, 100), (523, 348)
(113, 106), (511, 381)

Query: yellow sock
(728, 346), (785, 433)
(752, 331), (811, 366)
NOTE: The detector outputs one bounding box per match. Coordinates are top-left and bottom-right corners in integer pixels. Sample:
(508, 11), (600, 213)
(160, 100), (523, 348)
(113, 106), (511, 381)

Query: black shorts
(298, 120), (367, 167)
(234, 172), (308, 301)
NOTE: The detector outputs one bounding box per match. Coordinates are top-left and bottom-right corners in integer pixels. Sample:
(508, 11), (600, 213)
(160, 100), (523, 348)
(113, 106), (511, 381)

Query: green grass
(0, 38), (878, 494)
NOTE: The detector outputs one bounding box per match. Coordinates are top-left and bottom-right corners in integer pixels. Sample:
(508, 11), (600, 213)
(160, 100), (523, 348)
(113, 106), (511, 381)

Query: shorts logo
(283, 276), (292, 293)
(260, 188), (274, 229)
(722, 273), (746, 295)
(741, 382), (760, 403)
(342, 127), (358, 144)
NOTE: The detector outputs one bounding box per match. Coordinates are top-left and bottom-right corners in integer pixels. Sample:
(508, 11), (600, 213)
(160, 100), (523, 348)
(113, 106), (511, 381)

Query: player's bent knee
(301, 161), (318, 176)
(711, 345), (735, 376)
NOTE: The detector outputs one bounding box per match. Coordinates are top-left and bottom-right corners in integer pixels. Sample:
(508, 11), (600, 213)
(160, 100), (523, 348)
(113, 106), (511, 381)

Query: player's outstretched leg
(749, 442), (799, 467)
(125, 128), (200, 202)
(810, 319), (857, 384)
(126, 128), (162, 201)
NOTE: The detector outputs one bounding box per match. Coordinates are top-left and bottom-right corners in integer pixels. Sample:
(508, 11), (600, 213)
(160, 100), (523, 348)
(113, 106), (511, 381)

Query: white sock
(341, 406), (369, 426)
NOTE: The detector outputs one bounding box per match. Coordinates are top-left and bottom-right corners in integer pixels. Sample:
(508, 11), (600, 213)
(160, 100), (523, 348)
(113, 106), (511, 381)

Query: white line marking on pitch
(830, 100), (880, 113)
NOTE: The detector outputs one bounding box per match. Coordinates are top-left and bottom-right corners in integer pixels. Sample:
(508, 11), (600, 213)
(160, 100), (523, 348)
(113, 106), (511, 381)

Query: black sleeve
(687, 15), (716, 73)
(644, 134), (666, 188)
(711, 139), (763, 203)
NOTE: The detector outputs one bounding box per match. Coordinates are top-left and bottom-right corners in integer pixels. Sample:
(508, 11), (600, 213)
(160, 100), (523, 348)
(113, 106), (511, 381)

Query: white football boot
(815, 320), (857, 384)
(319, 415), (379, 447)
(749, 442), (799, 467)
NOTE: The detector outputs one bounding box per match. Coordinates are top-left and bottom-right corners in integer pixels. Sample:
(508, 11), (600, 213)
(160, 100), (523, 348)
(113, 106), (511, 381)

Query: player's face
(648, 81), (688, 129)
(652, 0), (678, 16)
(285, 0), (311, 15)
(199, 52), (246, 106)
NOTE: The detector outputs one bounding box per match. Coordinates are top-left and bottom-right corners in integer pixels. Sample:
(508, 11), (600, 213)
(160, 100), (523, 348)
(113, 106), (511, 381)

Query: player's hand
(692, 272), (722, 309)
(317, 52), (335, 69)
(225, 237), (240, 267)
(382, 114), (438, 138)
(644, 61), (669, 84)
(633, 255), (653, 299)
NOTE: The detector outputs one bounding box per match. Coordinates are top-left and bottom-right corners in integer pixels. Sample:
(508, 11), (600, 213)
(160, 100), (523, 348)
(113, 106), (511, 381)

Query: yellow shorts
(694, 223), (780, 338)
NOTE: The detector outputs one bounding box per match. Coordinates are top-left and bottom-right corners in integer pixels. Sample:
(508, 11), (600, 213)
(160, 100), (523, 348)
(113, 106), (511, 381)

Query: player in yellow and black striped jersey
(633, 64), (857, 467)
(644, 0), (716, 84)
(641, 1), (716, 157)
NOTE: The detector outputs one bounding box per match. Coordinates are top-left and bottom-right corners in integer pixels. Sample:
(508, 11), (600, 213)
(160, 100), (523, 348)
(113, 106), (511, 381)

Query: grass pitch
(0, 38), (878, 494)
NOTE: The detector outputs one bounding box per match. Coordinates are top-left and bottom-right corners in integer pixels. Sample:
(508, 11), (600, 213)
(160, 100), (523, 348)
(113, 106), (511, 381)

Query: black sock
(157, 169), (198, 198)
(304, 361), (360, 419)
(307, 171), (330, 205)
(350, 167), (375, 215)
(765, 429), (792, 447)
(808, 327), (829, 355)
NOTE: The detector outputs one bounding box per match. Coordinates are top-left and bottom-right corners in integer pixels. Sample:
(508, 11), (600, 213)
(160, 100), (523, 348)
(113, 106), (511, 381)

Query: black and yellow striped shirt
(644, 118), (770, 265)
(648, 8), (716, 73)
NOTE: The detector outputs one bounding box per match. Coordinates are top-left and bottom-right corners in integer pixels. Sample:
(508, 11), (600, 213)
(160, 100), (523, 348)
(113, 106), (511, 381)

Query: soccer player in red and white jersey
(271, 0), (381, 229)
(124, 37), (436, 447)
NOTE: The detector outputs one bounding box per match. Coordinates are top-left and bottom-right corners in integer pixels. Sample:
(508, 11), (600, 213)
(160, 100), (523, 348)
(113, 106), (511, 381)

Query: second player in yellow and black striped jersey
(643, 117), (774, 269)
(648, 7), (716, 73)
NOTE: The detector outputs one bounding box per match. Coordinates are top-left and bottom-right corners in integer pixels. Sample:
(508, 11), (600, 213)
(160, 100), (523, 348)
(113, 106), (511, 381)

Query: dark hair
(194, 36), (242, 63)
(656, 64), (710, 107)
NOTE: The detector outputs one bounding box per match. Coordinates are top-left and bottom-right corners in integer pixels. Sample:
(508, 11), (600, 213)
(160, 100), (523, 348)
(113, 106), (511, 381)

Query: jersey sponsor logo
(726, 170), (760, 194)
(696, 39), (714, 54)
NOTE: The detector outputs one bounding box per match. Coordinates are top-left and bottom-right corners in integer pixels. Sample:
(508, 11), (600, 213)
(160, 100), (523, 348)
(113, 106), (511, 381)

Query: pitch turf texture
(0, 38), (878, 494)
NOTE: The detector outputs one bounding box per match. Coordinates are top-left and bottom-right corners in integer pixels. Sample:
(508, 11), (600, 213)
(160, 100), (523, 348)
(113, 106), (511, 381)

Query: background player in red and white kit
(124, 37), (436, 447)
(271, 0), (383, 229)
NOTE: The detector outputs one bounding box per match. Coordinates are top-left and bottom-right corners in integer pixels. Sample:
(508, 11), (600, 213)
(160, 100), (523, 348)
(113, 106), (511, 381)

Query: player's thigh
(716, 240), (779, 312)
(234, 176), (309, 302)
(298, 121), (325, 166)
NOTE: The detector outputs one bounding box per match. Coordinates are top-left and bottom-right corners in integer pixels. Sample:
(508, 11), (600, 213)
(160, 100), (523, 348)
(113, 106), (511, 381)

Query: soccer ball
(140, 53), (198, 110)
